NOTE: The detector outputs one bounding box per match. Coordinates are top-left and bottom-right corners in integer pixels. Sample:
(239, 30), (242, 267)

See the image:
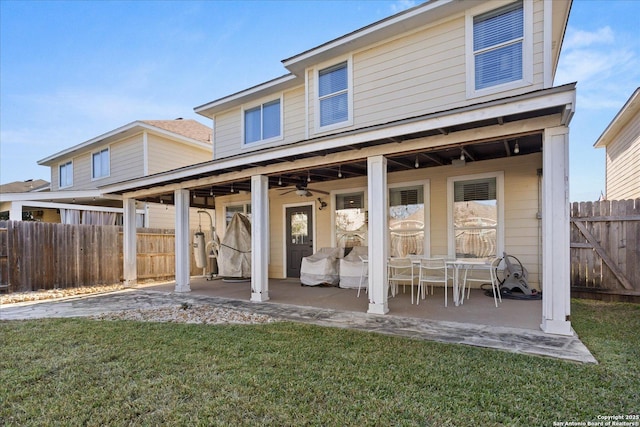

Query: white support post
(9, 202), (23, 221)
(251, 175), (270, 302)
(174, 189), (191, 293)
(123, 198), (137, 287)
(367, 155), (389, 315)
(541, 126), (572, 335)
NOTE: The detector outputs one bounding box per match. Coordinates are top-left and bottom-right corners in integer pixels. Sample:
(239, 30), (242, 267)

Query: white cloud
(556, 26), (639, 111)
(563, 26), (614, 49)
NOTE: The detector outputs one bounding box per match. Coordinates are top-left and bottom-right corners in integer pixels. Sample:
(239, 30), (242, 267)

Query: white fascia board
(103, 85), (576, 196)
(594, 87), (640, 148)
(0, 190), (119, 203)
(194, 74), (300, 118)
(37, 121), (210, 166)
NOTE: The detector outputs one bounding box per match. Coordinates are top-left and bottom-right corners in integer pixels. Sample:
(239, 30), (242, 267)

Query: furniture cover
(339, 246), (368, 289)
(300, 247), (343, 286)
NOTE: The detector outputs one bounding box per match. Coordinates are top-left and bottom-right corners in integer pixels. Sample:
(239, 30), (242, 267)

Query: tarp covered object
(218, 213), (252, 278)
(300, 247), (343, 286)
(339, 246), (368, 289)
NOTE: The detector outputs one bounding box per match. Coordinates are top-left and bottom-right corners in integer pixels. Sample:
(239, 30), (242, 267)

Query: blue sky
(1, 0), (638, 201)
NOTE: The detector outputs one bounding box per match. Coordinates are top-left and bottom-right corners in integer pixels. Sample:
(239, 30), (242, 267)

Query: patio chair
(416, 258), (448, 306)
(300, 247), (343, 286)
(387, 257), (416, 303)
(461, 257), (503, 307)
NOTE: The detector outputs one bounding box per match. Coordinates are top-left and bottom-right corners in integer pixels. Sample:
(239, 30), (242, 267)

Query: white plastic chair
(357, 255), (368, 298)
(416, 258), (448, 306)
(462, 257), (503, 307)
(387, 257), (416, 303)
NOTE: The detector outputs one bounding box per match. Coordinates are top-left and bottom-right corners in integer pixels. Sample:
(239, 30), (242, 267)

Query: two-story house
(594, 87), (640, 200)
(1, 119), (213, 228)
(105, 0), (575, 336)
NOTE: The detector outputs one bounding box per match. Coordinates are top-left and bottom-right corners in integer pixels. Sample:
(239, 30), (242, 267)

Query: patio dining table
(445, 258), (495, 307)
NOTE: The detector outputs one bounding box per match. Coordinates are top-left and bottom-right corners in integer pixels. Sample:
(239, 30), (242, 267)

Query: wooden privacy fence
(0, 221), (209, 293)
(570, 199), (640, 299)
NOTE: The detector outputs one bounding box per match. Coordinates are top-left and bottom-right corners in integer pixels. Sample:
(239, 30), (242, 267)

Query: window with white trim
(449, 173), (504, 258)
(334, 191), (367, 249)
(318, 61), (351, 129)
(467, 1), (531, 97)
(389, 185), (425, 257)
(59, 161), (73, 188)
(92, 148), (110, 179)
(244, 99), (281, 145)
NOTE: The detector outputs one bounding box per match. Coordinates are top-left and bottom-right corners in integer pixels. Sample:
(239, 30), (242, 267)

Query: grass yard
(1, 299), (639, 426)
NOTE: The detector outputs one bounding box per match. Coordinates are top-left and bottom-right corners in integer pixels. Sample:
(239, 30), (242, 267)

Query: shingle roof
(0, 179), (50, 193)
(142, 119), (211, 144)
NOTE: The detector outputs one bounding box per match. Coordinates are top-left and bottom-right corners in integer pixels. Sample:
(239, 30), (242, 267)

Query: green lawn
(1, 299), (638, 426)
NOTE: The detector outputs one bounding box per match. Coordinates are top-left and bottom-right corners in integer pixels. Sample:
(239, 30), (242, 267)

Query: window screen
(473, 1), (524, 90)
(319, 62), (348, 127)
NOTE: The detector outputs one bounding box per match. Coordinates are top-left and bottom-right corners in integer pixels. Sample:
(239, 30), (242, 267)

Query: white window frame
(59, 161), (73, 189)
(388, 180), (431, 257)
(465, 0), (533, 99)
(314, 56), (353, 133)
(224, 201), (252, 228)
(330, 186), (367, 248)
(447, 171), (504, 259)
(91, 147), (110, 180)
(241, 95), (283, 147)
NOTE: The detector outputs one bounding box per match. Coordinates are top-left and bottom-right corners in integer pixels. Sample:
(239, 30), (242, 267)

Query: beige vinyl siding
(260, 153), (541, 286)
(309, 1), (546, 136)
(146, 134), (211, 175)
(352, 18), (466, 128)
(213, 87), (306, 160)
(213, 109), (241, 160)
(606, 114), (640, 200)
(65, 153), (92, 190)
(105, 135), (145, 185)
(283, 87), (306, 144)
(532, 0), (545, 86)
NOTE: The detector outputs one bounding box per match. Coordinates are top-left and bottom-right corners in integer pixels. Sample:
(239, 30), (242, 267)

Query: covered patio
(105, 84), (576, 337)
(145, 276), (543, 331)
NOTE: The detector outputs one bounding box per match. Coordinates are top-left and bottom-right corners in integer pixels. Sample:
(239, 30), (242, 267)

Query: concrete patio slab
(0, 286), (597, 364)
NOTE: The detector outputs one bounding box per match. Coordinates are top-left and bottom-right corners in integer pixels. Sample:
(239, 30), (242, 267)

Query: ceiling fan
(280, 182), (329, 197)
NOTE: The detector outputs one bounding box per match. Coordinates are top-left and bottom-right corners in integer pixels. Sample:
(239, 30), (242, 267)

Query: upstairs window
(92, 148), (110, 179)
(59, 161), (73, 188)
(467, 1), (531, 97)
(244, 99), (281, 145)
(318, 61), (351, 129)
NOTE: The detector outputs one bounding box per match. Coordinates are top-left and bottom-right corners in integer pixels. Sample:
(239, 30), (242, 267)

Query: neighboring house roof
(140, 119), (212, 144)
(37, 119), (212, 166)
(594, 87), (640, 148)
(0, 179), (50, 193)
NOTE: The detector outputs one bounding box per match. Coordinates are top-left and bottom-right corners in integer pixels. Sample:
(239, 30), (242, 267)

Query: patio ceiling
(145, 131), (543, 209)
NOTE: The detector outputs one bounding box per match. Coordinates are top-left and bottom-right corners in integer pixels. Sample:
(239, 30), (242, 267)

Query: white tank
(193, 232), (206, 268)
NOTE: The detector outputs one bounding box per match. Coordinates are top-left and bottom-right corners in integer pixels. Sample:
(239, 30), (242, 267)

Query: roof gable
(38, 119), (211, 166)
